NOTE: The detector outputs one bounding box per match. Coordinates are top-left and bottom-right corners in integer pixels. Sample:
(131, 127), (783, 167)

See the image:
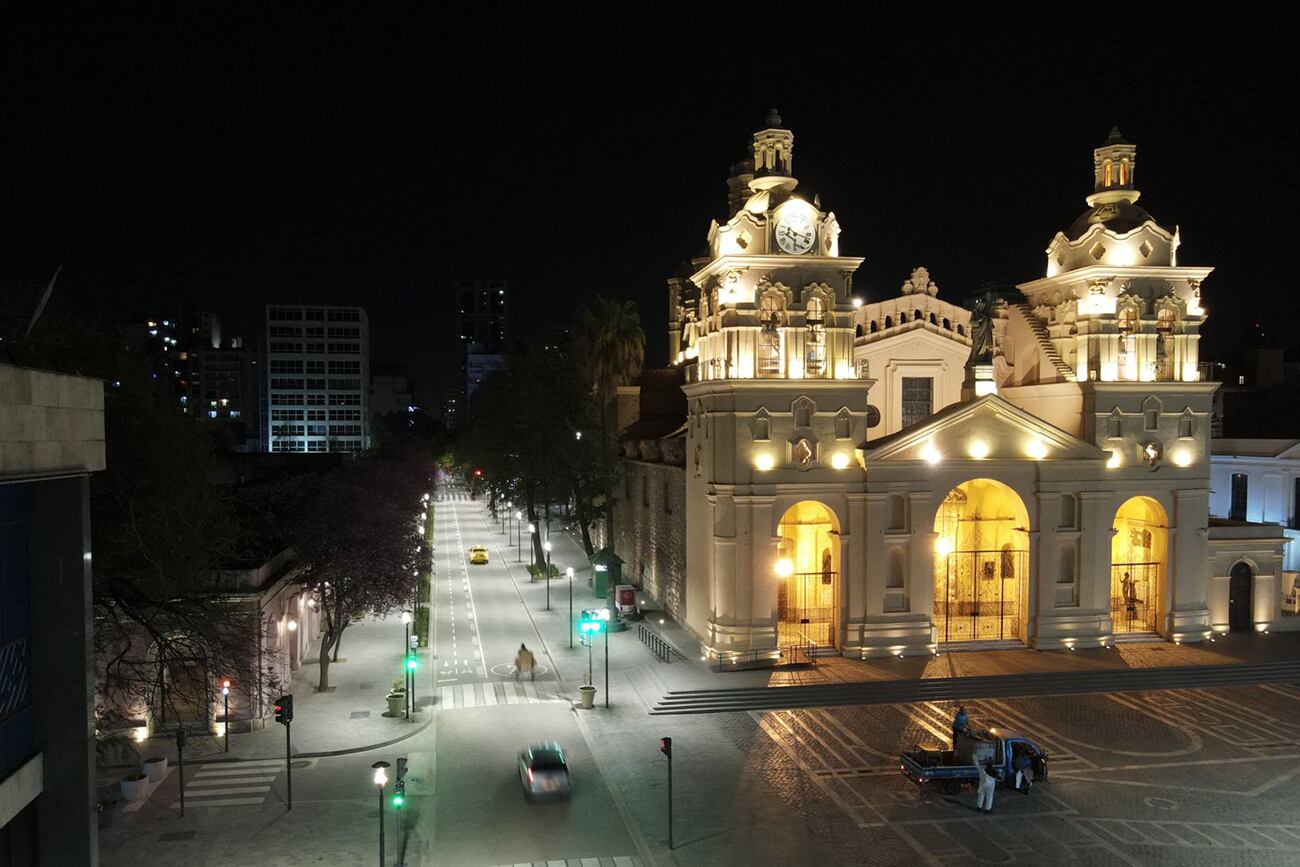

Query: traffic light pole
(285, 720), (293, 811)
(176, 728), (186, 818)
(378, 784), (385, 866)
(604, 624), (609, 708)
(404, 620), (411, 720)
(223, 691), (229, 753)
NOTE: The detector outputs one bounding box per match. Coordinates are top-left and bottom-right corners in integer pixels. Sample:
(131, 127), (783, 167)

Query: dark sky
(2, 11), (1294, 402)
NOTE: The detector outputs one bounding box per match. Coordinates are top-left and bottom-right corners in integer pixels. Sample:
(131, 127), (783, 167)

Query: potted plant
(385, 677), (407, 716)
(142, 755), (168, 782)
(120, 772), (150, 801)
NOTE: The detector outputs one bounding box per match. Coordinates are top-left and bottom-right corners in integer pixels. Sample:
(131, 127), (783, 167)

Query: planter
(142, 756), (168, 782)
(578, 685), (597, 709)
(120, 774), (150, 802)
(385, 692), (407, 716)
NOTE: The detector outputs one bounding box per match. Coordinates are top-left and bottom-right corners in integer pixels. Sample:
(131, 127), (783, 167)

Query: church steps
(648, 659), (1300, 715)
(1012, 302), (1077, 382)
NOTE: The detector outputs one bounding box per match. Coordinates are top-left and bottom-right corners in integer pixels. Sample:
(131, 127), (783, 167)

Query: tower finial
(765, 108), (783, 128)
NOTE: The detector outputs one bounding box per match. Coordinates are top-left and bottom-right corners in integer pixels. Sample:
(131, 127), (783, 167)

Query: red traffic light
(473, 468), (483, 477)
(221, 678), (232, 689)
(659, 736), (672, 758)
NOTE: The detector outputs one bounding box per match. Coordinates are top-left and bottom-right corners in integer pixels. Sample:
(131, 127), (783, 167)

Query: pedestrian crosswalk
(489, 857), (639, 867)
(170, 758), (287, 809)
(437, 679), (568, 710)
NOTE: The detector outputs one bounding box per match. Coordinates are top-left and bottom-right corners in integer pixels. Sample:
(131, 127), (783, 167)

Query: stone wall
(613, 459), (687, 619)
(0, 364), (105, 476)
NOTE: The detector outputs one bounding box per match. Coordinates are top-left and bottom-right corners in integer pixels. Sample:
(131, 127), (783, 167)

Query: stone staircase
(1012, 302), (1076, 382)
(648, 658), (1300, 715)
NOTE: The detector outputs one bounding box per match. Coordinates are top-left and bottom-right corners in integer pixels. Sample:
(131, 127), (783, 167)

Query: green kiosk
(588, 548), (628, 632)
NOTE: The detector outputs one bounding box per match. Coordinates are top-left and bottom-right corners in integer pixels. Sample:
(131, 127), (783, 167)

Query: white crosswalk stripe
(169, 760), (294, 809)
(435, 680), (568, 710)
(486, 857), (639, 867)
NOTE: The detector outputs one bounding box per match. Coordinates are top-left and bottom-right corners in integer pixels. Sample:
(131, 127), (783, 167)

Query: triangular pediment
(862, 394), (1107, 463)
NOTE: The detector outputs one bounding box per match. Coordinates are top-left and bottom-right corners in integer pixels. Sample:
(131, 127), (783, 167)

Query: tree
(270, 454), (426, 691)
(572, 296), (645, 541)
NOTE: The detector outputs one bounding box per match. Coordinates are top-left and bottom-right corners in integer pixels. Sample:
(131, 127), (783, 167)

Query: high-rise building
(265, 304), (370, 453)
(180, 313), (257, 452)
(457, 279), (507, 346)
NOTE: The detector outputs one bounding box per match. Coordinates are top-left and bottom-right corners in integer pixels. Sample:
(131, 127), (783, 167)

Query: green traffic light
(392, 793), (405, 808)
(406, 655), (418, 670)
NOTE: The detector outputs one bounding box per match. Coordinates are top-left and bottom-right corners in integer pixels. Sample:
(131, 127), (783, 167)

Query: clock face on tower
(774, 212), (815, 255)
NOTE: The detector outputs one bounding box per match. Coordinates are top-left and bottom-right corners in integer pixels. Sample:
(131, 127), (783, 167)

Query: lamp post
(503, 500), (511, 534)
(220, 678), (231, 752)
(567, 566), (575, 648)
(372, 762), (390, 865)
(402, 611), (412, 719)
(543, 540), (553, 610)
(515, 511), (523, 561)
(527, 522), (536, 568)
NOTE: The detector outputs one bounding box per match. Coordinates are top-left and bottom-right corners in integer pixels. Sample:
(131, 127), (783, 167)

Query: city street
(100, 492), (1300, 866)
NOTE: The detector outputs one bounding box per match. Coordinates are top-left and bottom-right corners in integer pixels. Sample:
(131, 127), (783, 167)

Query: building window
(901, 377), (933, 428)
(805, 297), (826, 376)
(1119, 159), (1128, 185)
(753, 410), (771, 441)
(1230, 473), (1248, 522)
(1103, 160), (1112, 187)
(1143, 397), (1161, 431)
(759, 295), (783, 376)
(1179, 410), (1195, 439)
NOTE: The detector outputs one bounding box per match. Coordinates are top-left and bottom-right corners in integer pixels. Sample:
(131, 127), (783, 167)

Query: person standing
(975, 760), (998, 814)
(952, 706), (969, 746)
(1012, 748), (1033, 794)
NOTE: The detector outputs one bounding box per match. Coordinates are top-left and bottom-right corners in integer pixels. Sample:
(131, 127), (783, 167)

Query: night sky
(2, 11), (1294, 403)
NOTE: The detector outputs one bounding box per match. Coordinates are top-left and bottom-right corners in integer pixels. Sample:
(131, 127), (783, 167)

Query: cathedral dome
(1064, 199), (1161, 241)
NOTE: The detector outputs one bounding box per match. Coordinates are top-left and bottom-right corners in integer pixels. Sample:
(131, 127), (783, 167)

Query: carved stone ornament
(901, 266), (939, 297)
(793, 438), (814, 469)
(1141, 440), (1162, 469)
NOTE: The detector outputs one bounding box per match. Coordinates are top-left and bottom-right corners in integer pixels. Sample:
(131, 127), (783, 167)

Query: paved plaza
(100, 492), (1300, 866)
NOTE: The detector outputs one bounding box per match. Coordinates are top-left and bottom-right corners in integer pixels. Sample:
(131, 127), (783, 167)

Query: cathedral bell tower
(1087, 126), (1139, 207)
(677, 111), (872, 660)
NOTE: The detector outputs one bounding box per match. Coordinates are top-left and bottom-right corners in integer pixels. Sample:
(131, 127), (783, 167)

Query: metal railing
(714, 630), (819, 672)
(638, 622), (677, 663)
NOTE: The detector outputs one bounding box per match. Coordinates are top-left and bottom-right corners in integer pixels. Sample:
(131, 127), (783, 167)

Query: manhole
(350, 711), (371, 719)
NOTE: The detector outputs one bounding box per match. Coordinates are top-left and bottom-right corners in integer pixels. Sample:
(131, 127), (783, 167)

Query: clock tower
(675, 112), (873, 658)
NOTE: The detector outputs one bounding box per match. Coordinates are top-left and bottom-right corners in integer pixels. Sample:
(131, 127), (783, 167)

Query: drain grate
(350, 710), (371, 719)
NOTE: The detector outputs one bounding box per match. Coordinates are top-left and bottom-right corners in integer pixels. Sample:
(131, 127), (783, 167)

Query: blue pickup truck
(900, 730), (1049, 795)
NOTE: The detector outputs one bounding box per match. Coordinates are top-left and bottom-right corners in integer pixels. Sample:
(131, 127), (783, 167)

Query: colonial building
(616, 113), (1293, 662)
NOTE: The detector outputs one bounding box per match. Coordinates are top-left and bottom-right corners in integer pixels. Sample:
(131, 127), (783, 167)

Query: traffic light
(660, 736), (672, 759)
(472, 467), (483, 478)
(391, 780), (406, 808)
(406, 653), (418, 671)
(579, 609), (609, 636)
(274, 694), (294, 725)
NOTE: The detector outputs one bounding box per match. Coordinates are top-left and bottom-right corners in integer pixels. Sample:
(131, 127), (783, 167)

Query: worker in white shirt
(975, 760), (998, 814)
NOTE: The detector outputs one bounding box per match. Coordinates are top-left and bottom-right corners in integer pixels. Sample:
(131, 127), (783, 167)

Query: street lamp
(543, 540), (553, 610)
(515, 511), (523, 560)
(220, 678), (231, 753)
(527, 522), (536, 568)
(372, 761), (391, 865)
(402, 611), (413, 719)
(567, 566), (575, 648)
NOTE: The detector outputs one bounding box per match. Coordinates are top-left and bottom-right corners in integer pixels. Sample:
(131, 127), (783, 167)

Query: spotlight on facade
(1025, 439), (1048, 460)
(775, 558), (794, 578)
(1171, 448), (1194, 467)
(831, 452), (851, 470)
(934, 537), (954, 558)
(753, 452), (776, 472)
(851, 297), (863, 308)
(920, 442), (942, 465)
(967, 440), (990, 460)
(1106, 451), (1123, 469)
(287, 619), (298, 632)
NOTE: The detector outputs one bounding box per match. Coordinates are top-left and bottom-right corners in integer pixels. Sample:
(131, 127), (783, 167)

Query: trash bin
(578, 685), (597, 709)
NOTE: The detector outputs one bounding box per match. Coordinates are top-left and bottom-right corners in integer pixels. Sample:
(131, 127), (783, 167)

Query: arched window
(884, 315), (893, 329)
(758, 293), (784, 376)
(1143, 396), (1161, 431)
(1119, 159), (1128, 185)
(1103, 160), (1113, 187)
(957, 324), (965, 336)
(942, 318), (951, 330)
(929, 312), (938, 325)
(869, 320), (879, 333)
(1156, 308), (1176, 379)
(805, 297), (826, 376)
(914, 309), (923, 322)
(1179, 409), (1195, 439)
(854, 324), (864, 338)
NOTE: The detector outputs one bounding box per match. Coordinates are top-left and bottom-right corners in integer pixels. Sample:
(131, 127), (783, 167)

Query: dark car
(518, 741), (571, 801)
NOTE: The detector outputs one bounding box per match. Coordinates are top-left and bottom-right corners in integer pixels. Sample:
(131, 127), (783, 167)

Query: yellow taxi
(469, 545), (489, 565)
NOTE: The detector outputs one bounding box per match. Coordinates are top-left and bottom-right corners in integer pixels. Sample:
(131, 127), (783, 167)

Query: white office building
(265, 304), (370, 453)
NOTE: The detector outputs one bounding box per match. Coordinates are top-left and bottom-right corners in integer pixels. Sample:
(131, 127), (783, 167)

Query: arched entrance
(1111, 497), (1167, 635)
(1229, 561), (1254, 632)
(776, 501), (840, 647)
(933, 479), (1030, 643)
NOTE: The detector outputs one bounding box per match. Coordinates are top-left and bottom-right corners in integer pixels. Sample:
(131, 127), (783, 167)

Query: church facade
(615, 114), (1292, 660)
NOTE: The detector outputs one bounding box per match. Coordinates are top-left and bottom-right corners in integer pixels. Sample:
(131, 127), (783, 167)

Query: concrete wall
(0, 365), (105, 477)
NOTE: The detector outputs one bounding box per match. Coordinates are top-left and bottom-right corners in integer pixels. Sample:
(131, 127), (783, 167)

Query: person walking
(975, 759), (998, 814)
(952, 706), (969, 747)
(515, 643), (536, 681)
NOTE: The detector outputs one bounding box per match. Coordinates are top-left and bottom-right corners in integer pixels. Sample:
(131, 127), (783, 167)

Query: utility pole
(175, 727), (187, 817)
(605, 614), (610, 708)
(567, 566), (574, 648)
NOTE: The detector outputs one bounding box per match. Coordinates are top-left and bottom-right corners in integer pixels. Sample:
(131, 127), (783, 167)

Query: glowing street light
(567, 566), (576, 648)
(372, 761), (391, 864)
(543, 539), (553, 610)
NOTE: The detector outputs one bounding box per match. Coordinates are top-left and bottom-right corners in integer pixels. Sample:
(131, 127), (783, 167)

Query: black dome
(1065, 200), (1160, 241)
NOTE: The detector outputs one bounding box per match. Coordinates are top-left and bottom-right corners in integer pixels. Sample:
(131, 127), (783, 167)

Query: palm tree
(574, 296), (645, 544)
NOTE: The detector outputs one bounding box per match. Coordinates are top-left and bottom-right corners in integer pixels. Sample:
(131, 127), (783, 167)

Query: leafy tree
(572, 296), (645, 540)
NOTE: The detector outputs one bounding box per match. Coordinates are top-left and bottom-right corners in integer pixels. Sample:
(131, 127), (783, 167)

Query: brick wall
(612, 459), (687, 619)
